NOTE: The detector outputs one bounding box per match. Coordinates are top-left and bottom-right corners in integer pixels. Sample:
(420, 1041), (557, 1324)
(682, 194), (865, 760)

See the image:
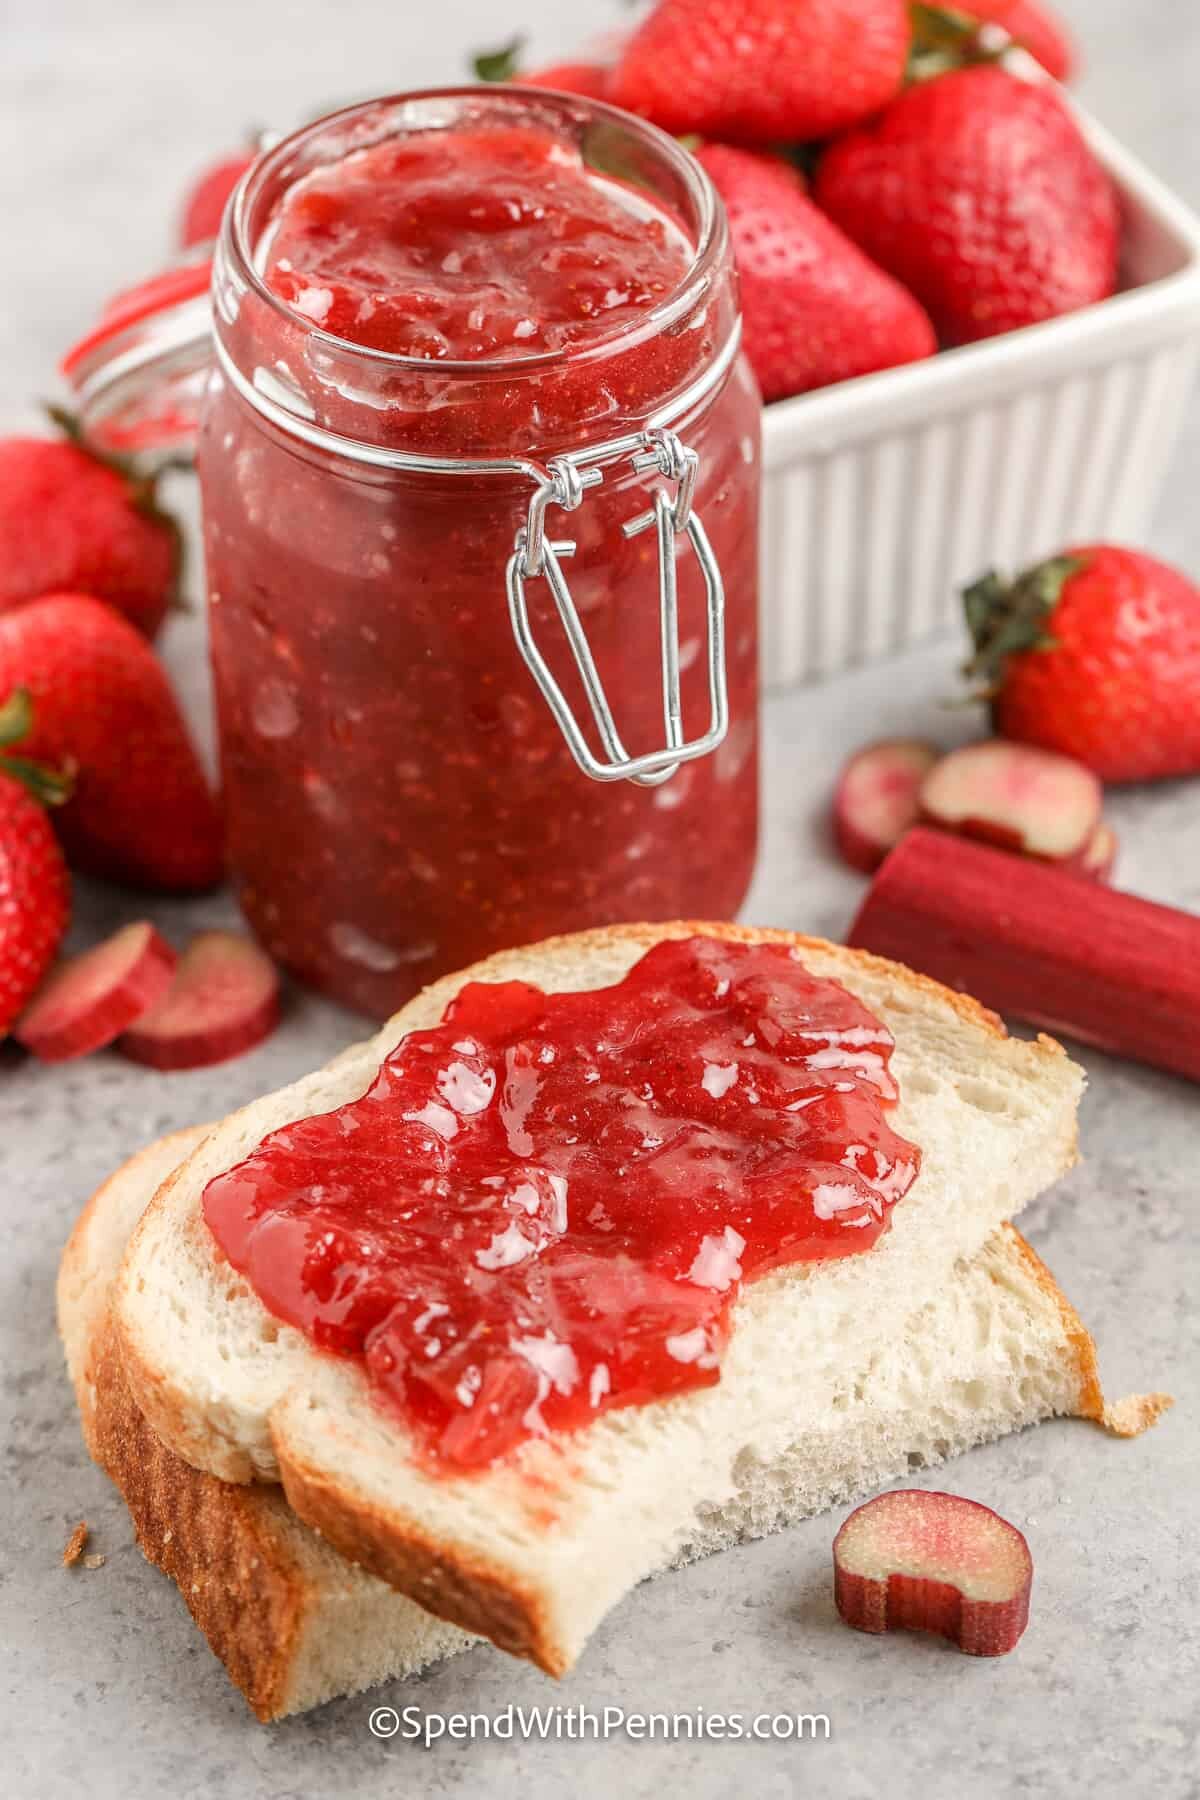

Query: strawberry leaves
(0, 689), (73, 808)
(962, 556), (1082, 694)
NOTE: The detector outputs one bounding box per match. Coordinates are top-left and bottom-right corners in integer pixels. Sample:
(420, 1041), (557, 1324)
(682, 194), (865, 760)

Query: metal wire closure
(506, 426), (727, 786)
(210, 319), (741, 786)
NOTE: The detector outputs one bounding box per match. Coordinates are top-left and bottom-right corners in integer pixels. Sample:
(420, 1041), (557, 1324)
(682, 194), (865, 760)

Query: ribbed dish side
(760, 338), (1200, 687)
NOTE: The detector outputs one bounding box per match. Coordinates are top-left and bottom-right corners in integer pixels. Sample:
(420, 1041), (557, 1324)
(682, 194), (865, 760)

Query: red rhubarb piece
(833, 739), (941, 873)
(1074, 820), (1118, 883)
(15, 921), (176, 1062)
(848, 826), (1200, 1082)
(919, 740), (1101, 861)
(118, 930), (280, 1070)
(833, 1489), (1033, 1656)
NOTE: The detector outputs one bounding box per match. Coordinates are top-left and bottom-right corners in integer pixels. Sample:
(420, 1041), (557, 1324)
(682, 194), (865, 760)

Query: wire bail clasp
(505, 426), (729, 788)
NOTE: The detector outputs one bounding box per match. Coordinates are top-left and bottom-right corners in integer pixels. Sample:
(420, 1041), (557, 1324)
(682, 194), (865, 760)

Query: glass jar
(74, 90), (761, 1017)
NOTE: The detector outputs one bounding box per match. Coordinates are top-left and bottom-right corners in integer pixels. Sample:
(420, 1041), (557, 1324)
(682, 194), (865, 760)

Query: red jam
(202, 937), (921, 1472)
(201, 97), (761, 1018)
(262, 125), (692, 362)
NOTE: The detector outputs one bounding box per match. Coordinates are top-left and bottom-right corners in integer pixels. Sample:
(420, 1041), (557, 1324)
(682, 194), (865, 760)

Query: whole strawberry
(695, 145), (936, 401)
(0, 594), (223, 890)
(963, 547), (1200, 783)
(179, 149), (257, 247)
(815, 66), (1118, 344)
(0, 431), (178, 638)
(610, 0), (910, 143)
(0, 691), (71, 1035)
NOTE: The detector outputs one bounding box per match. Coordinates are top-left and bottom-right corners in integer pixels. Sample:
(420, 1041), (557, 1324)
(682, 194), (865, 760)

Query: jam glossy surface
(203, 937), (921, 1472)
(263, 125), (691, 360)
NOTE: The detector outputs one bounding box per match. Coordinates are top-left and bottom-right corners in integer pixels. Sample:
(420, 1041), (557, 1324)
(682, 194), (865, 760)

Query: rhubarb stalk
(848, 827), (1200, 1082)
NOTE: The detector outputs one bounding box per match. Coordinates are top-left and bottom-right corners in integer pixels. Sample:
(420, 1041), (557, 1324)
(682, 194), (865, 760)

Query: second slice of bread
(114, 922), (1087, 1673)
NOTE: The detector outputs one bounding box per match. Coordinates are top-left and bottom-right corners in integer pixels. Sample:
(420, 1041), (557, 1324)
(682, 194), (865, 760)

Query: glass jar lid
(60, 257), (216, 459)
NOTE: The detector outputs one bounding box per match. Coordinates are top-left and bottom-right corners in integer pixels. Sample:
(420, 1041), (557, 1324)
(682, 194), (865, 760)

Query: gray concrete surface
(2, 3), (1197, 1796)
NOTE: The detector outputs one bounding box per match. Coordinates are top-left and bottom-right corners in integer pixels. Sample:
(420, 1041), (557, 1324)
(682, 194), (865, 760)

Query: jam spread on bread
(202, 937), (920, 1470)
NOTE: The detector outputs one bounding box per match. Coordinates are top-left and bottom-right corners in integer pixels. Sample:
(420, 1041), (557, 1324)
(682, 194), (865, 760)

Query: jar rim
(222, 85), (727, 382)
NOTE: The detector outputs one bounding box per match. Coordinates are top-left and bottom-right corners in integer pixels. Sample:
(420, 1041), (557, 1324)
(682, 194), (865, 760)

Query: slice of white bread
(66, 1125), (1165, 1718)
(113, 921), (1099, 1674)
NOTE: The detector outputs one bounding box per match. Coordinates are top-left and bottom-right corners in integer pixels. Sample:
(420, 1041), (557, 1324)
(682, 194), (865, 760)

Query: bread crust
(999, 1225), (1172, 1437)
(58, 1127), (212, 1448)
(58, 1128), (311, 1720)
(277, 1445), (564, 1671)
(87, 1317), (310, 1721)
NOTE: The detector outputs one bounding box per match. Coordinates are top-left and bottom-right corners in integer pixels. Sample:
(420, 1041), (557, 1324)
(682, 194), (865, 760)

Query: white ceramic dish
(758, 104), (1200, 687)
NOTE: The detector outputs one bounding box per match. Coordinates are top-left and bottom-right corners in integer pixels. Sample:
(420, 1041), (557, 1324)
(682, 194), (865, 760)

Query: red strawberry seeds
(611, 0), (911, 144)
(695, 144), (936, 401)
(0, 594), (223, 891)
(0, 434), (178, 640)
(964, 546), (1200, 782)
(815, 66), (1119, 345)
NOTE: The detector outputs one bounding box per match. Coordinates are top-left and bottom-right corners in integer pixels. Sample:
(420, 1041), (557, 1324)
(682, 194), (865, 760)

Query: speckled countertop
(2, 3), (1198, 1796)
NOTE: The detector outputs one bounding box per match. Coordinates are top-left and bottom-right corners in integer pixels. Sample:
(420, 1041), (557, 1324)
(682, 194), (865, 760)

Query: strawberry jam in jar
(198, 91), (759, 1016)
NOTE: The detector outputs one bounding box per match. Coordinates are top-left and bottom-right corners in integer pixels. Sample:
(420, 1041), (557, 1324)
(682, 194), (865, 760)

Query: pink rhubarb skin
(15, 921), (176, 1062)
(118, 930), (280, 1070)
(833, 739), (941, 874)
(833, 1489), (1033, 1656)
(849, 826), (1200, 1082)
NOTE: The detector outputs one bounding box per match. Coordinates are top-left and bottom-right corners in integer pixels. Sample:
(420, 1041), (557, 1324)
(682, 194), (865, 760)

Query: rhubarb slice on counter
(833, 739), (941, 873)
(118, 930), (280, 1070)
(919, 740), (1101, 861)
(848, 827), (1200, 1082)
(15, 922), (176, 1062)
(834, 1490), (1032, 1657)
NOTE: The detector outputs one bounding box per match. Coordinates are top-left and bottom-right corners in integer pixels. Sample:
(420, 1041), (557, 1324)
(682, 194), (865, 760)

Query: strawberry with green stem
(963, 546), (1200, 783)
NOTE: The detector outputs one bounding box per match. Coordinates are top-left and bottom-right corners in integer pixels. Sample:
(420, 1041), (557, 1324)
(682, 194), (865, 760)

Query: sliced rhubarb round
(118, 930), (281, 1070)
(919, 739), (1101, 862)
(15, 921), (177, 1063)
(833, 739), (941, 874)
(833, 1489), (1033, 1657)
